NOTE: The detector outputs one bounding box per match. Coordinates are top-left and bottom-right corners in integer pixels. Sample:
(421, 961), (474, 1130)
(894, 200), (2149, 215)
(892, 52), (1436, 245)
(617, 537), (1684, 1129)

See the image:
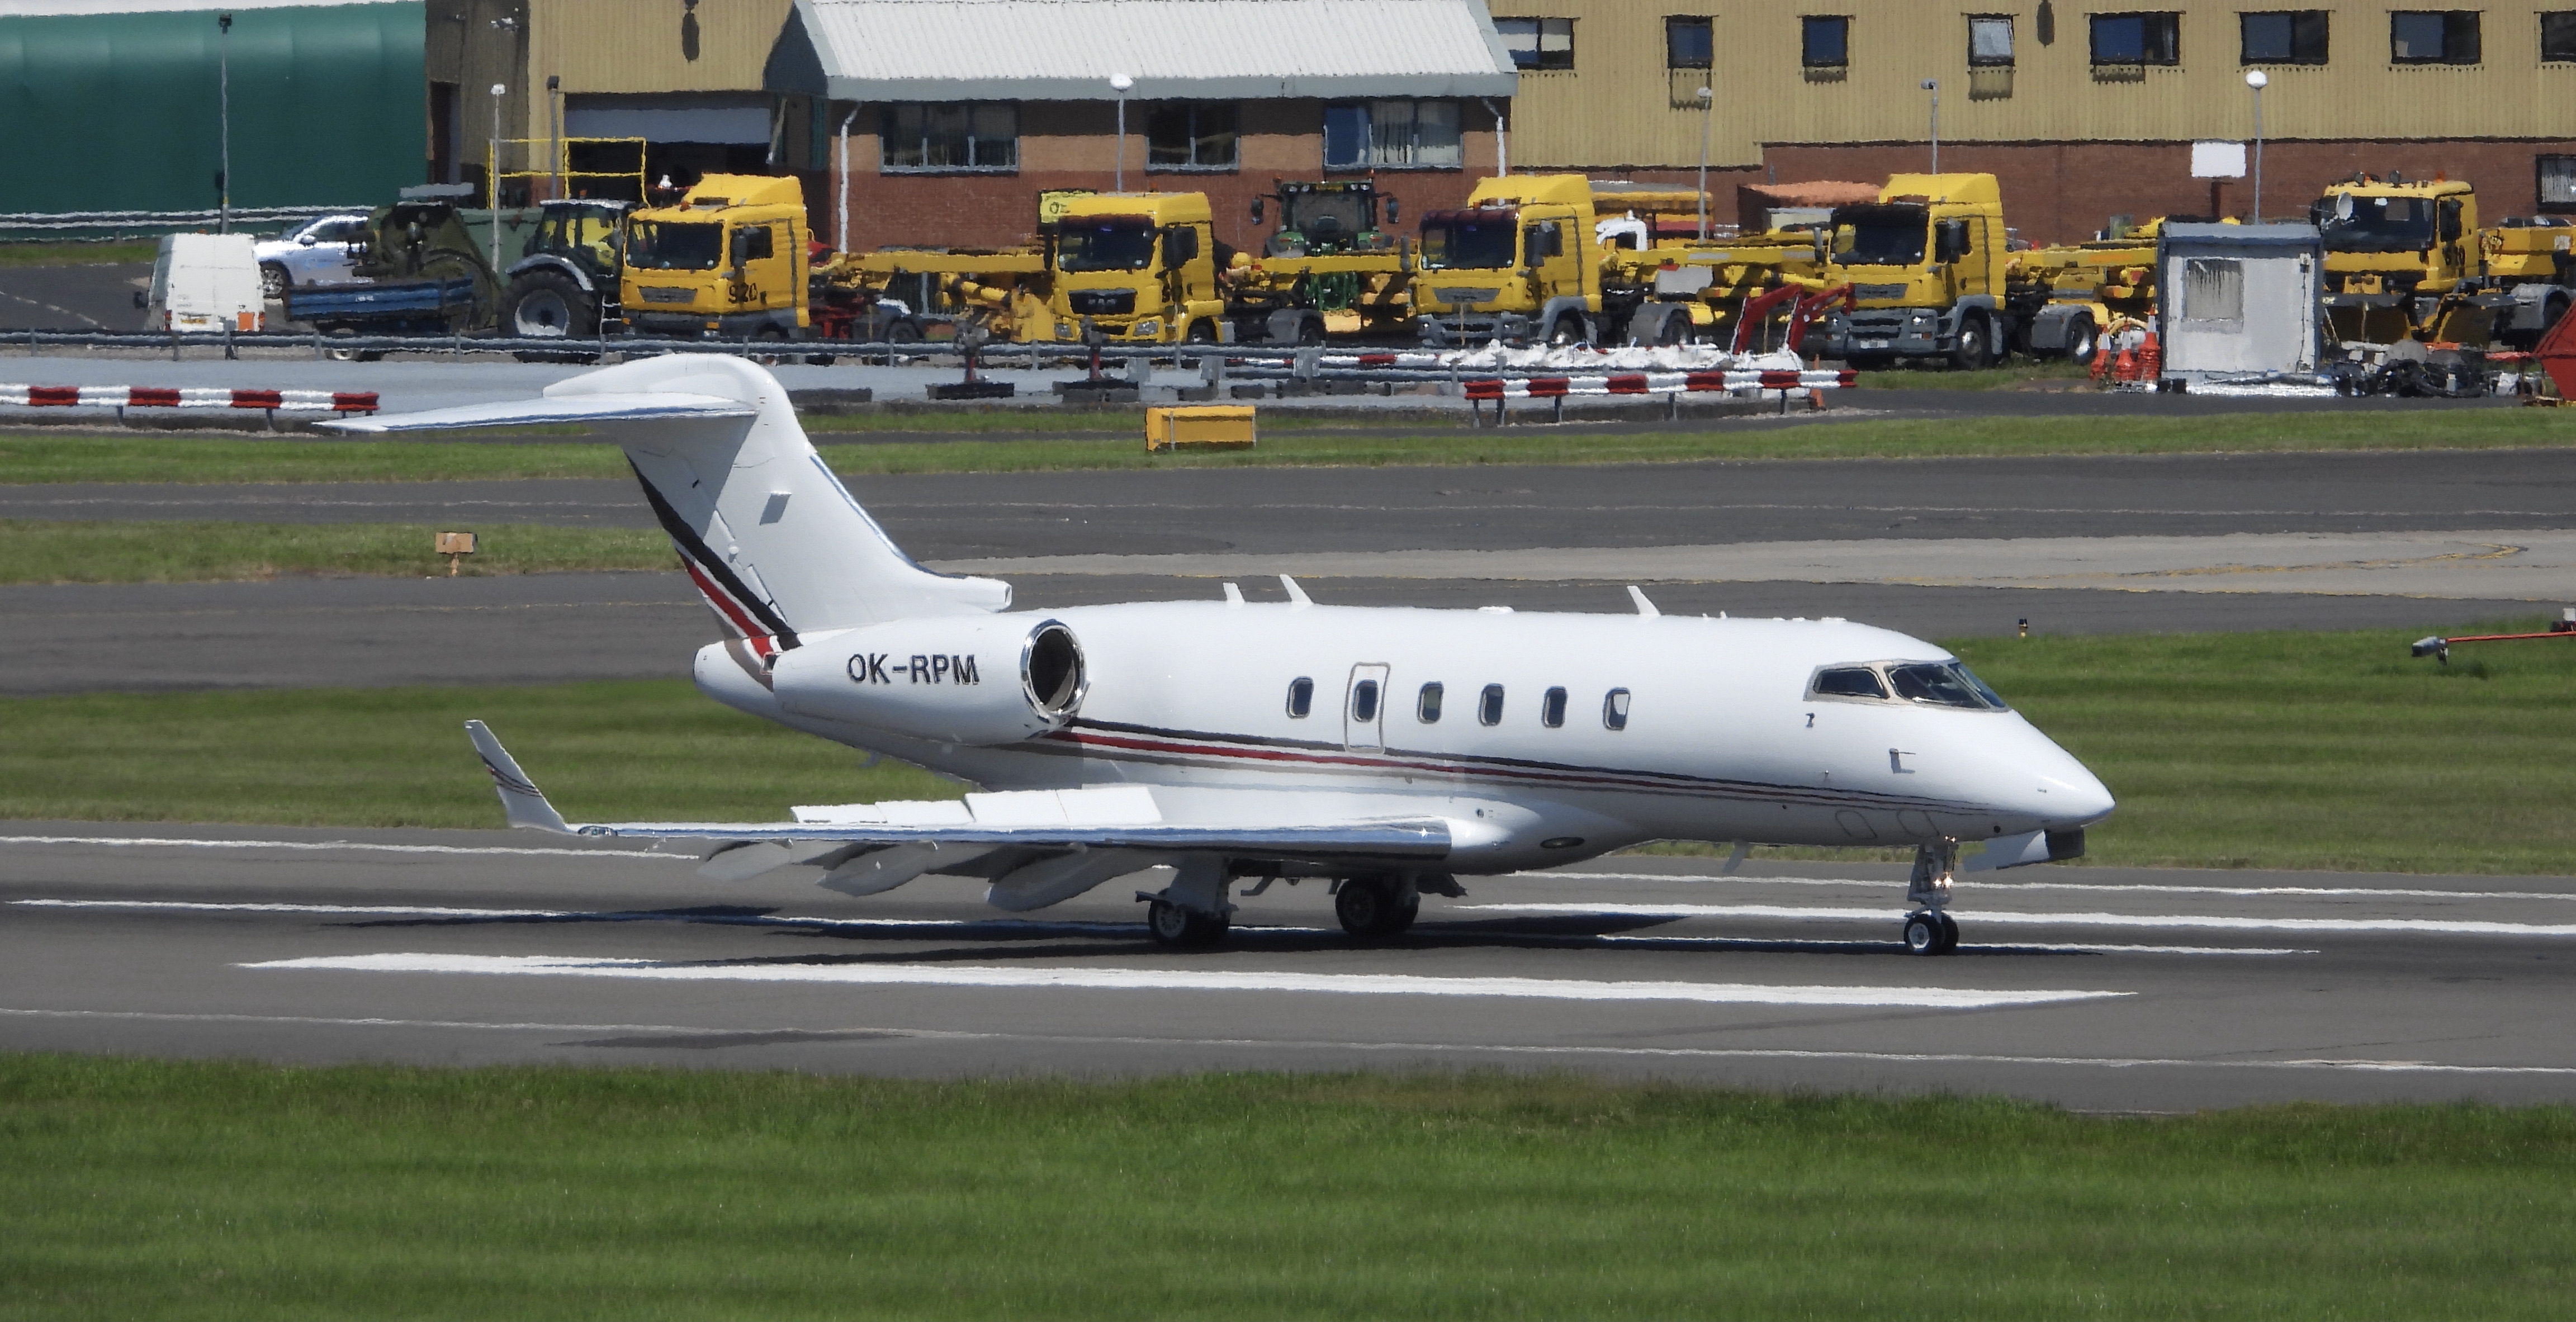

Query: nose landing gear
(1902, 839), (1962, 955)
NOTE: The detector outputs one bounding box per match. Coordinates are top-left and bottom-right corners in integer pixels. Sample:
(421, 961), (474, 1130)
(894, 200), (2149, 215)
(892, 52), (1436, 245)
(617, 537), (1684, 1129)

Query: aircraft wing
(319, 393), (756, 434)
(465, 721), (1450, 860)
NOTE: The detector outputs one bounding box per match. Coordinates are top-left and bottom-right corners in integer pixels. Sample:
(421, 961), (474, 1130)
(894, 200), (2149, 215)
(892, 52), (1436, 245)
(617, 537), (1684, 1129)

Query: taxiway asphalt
(4, 826), (2570, 1110)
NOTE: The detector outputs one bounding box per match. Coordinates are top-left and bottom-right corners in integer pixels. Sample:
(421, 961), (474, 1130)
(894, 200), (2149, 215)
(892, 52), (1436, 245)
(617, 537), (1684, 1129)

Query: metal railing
(0, 207), (371, 239)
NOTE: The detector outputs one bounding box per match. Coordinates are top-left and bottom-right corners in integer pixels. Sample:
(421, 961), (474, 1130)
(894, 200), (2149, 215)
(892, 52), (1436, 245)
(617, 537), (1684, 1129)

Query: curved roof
(779, 0), (1518, 102)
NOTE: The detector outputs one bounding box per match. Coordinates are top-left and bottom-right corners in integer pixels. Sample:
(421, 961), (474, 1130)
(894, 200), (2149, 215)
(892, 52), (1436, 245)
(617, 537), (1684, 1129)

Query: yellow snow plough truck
(2310, 173), (2576, 349)
(2008, 220), (2172, 364)
(1412, 174), (1821, 348)
(619, 174), (817, 344)
(1803, 173), (2018, 368)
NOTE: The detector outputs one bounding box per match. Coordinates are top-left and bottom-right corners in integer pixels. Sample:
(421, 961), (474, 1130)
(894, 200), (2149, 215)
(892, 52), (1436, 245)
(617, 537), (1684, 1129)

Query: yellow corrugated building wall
(528, 0), (790, 109)
(1492, 0), (2576, 169)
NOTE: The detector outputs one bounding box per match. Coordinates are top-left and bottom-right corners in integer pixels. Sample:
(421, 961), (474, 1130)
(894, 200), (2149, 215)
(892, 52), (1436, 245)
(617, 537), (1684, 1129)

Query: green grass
(6, 623), (2576, 872)
(0, 680), (959, 828)
(0, 520), (671, 584)
(0, 241), (156, 268)
(3, 1057), (2573, 1319)
(5, 407), (2574, 485)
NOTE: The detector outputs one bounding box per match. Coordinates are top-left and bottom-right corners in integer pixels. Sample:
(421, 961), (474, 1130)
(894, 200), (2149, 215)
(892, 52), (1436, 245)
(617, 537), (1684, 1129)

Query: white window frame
(879, 101), (1018, 173)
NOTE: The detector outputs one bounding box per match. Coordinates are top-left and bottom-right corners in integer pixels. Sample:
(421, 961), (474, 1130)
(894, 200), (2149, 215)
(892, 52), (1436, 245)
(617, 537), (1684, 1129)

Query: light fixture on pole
(216, 12), (233, 233)
(1921, 78), (1940, 173)
(1696, 86), (1714, 240)
(2244, 68), (2269, 223)
(1110, 73), (1134, 192)
(489, 82), (507, 273)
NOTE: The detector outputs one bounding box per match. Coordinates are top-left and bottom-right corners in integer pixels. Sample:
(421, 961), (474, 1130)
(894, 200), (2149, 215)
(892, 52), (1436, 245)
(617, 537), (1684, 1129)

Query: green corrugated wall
(0, 2), (426, 214)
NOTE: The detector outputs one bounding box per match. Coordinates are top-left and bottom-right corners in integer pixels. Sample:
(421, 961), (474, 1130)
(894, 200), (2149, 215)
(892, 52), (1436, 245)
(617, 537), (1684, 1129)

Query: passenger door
(1344, 663), (1390, 751)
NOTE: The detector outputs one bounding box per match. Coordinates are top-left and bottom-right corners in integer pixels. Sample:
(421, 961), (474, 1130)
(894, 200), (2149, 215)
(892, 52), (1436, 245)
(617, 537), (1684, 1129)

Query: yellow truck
(2008, 221), (2170, 363)
(1805, 173), (2016, 368)
(1413, 174), (1614, 347)
(621, 174), (814, 343)
(2305, 173), (2576, 347)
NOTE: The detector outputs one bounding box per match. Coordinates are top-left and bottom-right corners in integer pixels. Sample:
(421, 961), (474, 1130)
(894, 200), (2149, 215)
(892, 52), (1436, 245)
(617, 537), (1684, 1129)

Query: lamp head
(1110, 73), (1134, 94)
(1696, 86), (1712, 99)
(2246, 69), (2270, 88)
(1921, 78), (1938, 91)
(490, 83), (507, 97)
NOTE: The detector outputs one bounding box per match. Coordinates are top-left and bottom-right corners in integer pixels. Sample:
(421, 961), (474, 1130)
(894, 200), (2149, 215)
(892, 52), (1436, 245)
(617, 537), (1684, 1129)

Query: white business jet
(329, 356), (2113, 956)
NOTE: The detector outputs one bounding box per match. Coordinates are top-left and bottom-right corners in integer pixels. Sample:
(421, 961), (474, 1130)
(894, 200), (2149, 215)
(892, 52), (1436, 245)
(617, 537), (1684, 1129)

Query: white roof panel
(794, 0), (1518, 101)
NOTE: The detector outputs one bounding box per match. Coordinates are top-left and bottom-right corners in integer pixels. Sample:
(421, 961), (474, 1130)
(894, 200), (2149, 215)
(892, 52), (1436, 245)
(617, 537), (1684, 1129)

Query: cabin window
(1479, 684), (1505, 726)
(1351, 679), (1381, 723)
(1810, 666), (1890, 699)
(1286, 676), (1314, 717)
(1418, 682), (1444, 722)
(1603, 688), (1631, 730)
(1541, 686), (1568, 727)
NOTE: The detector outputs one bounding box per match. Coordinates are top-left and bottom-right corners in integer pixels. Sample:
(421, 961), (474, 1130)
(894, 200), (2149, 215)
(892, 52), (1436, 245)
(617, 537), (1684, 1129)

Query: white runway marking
(1541, 871), (2576, 902)
(7, 1006), (2565, 1077)
(243, 953), (2126, 1009)
(1469, 901), (2576, 937)
(1592, 934), (2313, 956)
(0, 835), (680, 861)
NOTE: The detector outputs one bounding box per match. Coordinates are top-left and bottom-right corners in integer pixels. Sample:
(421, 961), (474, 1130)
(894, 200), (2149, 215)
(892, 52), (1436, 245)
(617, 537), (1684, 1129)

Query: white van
(142, 233), (265, 333)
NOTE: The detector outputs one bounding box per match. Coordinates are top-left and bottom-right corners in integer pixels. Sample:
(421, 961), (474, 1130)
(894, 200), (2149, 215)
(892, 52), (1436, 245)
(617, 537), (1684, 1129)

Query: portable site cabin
(2154, 222), (2325, 387)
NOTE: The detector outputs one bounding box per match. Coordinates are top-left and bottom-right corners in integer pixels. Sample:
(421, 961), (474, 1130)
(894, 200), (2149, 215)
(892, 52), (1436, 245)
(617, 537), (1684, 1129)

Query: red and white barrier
(0, 385), (380, 413)
(1460, 368), (1854, 401)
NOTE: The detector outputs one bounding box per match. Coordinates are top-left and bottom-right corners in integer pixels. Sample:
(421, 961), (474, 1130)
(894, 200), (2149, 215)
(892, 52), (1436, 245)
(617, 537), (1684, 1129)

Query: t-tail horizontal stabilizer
(316, 394), (756, 433)
(464, 720), (572, 834)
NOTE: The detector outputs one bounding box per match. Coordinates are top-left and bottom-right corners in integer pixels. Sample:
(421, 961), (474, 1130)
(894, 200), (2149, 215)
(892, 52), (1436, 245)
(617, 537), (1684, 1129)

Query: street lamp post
(2244, 69), (2269, 222)
(216, 12), (233, 233)
(489, 83), (507, 272)
(1110, 73), (1134, 191)
(1922, 78), (1940, 173)
(1696, 85), (1714, 240)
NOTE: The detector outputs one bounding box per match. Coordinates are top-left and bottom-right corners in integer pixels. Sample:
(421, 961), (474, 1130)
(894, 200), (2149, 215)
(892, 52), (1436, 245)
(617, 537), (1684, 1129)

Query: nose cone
(2020, 724), (2115, 828)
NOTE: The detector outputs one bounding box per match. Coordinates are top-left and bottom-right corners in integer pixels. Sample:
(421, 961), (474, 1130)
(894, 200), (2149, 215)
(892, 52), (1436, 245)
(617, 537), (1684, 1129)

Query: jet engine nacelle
(772, 616), (1087, 745)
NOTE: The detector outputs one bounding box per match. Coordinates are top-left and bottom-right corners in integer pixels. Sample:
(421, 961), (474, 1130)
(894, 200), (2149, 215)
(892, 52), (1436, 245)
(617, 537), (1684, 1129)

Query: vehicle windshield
(1887, 661), (2009, 710)
(2315, 193), (2438, 253)
(1829, 204), (1929, 267)
(1057, 220), (1158, 272)
(626, 221), (722, 271)
(1281, 190), (1372, 241)
(1419, 212), (1519, 270)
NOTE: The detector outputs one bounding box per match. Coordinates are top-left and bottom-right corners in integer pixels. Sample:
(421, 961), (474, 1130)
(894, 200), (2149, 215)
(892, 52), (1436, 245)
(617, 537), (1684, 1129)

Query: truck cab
(1416, 174), (1602, 347)
(621, 174), (810, 340)
(1812, 173), (2011, 368)
(1034, 192), (1227, 344)
(2313, 176), (2493, 344)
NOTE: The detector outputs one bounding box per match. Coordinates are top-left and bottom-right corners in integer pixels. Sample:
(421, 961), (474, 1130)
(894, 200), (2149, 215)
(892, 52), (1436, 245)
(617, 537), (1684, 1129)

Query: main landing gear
(1903, 839), (1962, 956)
(1334, 873), (1420, 940)
(1139, 854), (1233, 949)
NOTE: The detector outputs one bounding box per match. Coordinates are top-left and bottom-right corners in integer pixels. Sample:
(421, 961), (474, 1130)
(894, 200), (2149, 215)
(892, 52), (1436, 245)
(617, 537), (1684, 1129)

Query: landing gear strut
(1139, 854), (1233, 948)
(1902, 839), (1961, 955)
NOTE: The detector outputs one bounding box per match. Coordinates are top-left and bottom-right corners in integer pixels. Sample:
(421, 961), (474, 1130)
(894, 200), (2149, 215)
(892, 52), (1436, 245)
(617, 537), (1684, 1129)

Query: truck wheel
(1296, 315), (1326, 347)
(1949, 313), (1992, 370)
(2064, 314), (2100, 366)
(1185, 319), (1218, 345)
(503, 271), (597, 340)
(259, 263), (290, 301)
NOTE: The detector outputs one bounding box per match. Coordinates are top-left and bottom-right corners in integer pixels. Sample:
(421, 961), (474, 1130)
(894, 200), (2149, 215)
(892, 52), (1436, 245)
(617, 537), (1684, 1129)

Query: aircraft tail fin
(464, 720), (572, 834)
(324, 358), (1010, 646)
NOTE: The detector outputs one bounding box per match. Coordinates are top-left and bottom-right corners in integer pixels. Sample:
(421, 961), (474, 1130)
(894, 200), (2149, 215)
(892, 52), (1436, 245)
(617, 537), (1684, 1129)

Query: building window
(2390, 11), (2479, 63)
(2090, 12), (2180, 64)
(2539, 155), (2576, 210)
(879, 102), (1016, 172)
(1969, 15), (2015, 64)
(1145, 102), (1237, 171)
(1324, 100), (1462, 169)
(1802, 15), (1850, 67)
(1666, 15), (1715, 68)
(1496, 17), (1576, 70)
(2242, 11), (2329, 63)
(2546, 12), (2576, 60)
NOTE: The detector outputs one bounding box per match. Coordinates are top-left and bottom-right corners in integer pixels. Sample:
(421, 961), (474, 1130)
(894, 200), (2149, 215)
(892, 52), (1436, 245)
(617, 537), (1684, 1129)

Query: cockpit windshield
(1057, 219), (1158, 272)
(1829, 203), (1929, 267)
(2314, 193), (2438, 253)
(1810, 661), (2008, 710)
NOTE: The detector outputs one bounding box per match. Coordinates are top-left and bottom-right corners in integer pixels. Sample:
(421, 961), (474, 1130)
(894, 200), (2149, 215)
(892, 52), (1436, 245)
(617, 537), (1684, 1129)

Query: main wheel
(259, 263), (290, 301)
(1949, 314), (1991, 371)
(1147, 899), (1227, 947)
(1336, 876), (1419, 940)
(503, 270), (597, 339)
(1902, 910), (1948, 956)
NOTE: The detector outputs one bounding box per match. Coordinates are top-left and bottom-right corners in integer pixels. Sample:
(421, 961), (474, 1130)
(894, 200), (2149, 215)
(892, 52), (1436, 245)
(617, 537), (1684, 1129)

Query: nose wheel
(1902, 909), (1959, 955)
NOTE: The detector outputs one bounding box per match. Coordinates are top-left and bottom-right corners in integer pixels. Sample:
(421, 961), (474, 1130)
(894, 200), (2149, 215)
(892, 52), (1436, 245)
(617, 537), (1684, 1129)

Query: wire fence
(0, 207), (369, 240)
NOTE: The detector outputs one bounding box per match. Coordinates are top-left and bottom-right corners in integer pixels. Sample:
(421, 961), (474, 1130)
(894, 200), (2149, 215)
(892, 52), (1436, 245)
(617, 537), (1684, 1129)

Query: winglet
(1279, 574), (1313, 606)
(1627, 585), (1661, 617)
(463, 720), (573, 833)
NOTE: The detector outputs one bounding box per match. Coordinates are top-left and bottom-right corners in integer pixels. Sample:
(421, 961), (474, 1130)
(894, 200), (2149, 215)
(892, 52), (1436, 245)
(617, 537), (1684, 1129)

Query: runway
(4, 826), (2570, 1110)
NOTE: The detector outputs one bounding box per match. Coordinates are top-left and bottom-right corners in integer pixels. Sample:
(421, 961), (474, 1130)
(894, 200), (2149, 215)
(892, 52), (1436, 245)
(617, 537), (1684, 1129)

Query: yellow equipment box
(1145, 405), (1257, 451)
